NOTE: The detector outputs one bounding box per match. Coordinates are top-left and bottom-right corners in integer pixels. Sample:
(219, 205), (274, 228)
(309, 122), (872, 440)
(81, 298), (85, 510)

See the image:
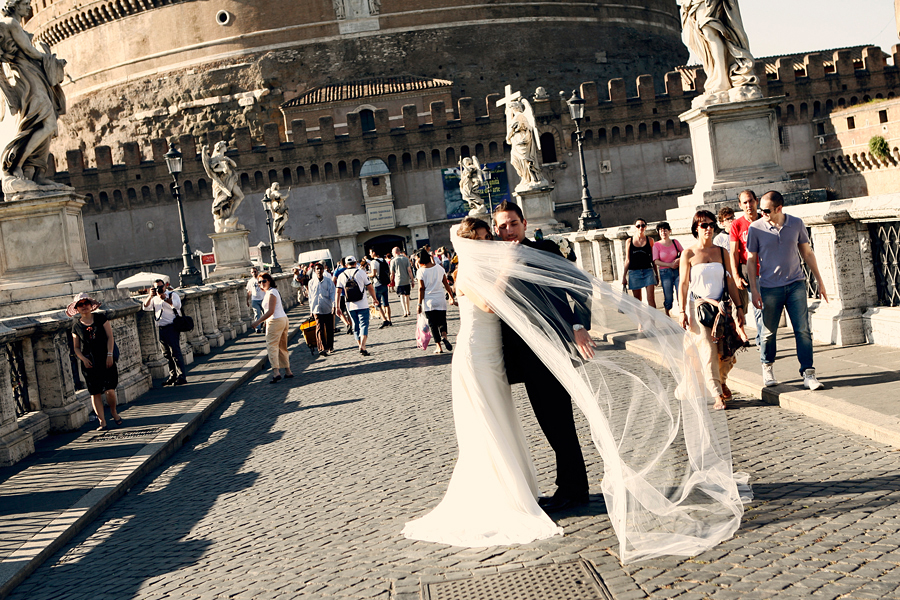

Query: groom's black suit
(500, 238), (591, 498)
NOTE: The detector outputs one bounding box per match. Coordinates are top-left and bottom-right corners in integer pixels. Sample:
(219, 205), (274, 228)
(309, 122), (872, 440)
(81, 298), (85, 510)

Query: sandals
(96, 424), (108, 431)
(714, 396), (727, 410)
(721, 383), (733, 399)
(269, 375), (282, 384)
(114, 417), (123, 426)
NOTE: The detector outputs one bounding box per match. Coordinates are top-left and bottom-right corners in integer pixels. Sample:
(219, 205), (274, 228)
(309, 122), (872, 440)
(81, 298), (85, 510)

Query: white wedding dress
(401, 295), (564, 547)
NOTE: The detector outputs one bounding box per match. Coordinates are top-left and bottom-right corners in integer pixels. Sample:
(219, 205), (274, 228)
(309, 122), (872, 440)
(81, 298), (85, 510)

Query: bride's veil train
(453, 235), (750, 563)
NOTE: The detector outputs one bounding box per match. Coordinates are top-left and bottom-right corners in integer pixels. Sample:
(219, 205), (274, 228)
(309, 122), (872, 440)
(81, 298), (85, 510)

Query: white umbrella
(116, 272), (170, 289)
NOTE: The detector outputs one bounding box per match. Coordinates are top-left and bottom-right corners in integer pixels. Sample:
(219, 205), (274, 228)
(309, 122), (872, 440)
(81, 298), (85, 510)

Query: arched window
(837, 98), (846, 107)
(599, 128), (607, 143)
(611, 126), (620, 142)
(141, 186), (151, 203)
(460, 145), (471, 158)
(402, 152), (412, 171)
(638, 123), (648, 139)
(489, 141), (498, 157)
(388, 154), (398, 171)
(296, 166), (306, 183)
(417, 151), (427, 169)
(359, 109), (375, 132)
(324, 162), (334, 181)
(652, 121), (661, 137)
(183, 181), (193, 199)
(584, 130), (593, 145)
(445, 147), (455, 164)
(826, 99), (834, 111)
(432, 149), (441, 166)
(665, 120), (675, 137)
(155, 184), (165, 202)
(625, 124), (634, 142)
(475, 143), (484, 156)
(338, 161), (348, 179)
(113, 189), (124, 207)
(100, 191), (109, 209)
(283, 168), (293, 185)
(800, 103), (808, 119)
(813, 101), (821, 117)
(198, 179), (208, 198)
(850, 96), (858, 106)
(310, 164), (320, 182)
(352, 159), (361, 176)
(787, 104), (795, 118)
(254, 171), (265, 189)
(540, 132), (557, 163)
(127, 188), (137, 205)
(268, 169), (278, 185)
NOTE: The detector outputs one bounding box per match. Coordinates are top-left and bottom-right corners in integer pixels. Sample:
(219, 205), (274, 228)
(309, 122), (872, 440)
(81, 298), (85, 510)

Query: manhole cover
(92, 426), (169, 441)
(424, 559), (613, 600)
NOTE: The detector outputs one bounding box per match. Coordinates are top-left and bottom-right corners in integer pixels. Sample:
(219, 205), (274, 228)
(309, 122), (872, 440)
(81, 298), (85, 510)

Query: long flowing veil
(453, 235), (750, 563)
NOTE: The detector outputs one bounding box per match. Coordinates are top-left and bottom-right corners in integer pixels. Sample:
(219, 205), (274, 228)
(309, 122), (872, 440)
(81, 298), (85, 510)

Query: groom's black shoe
(539, 492), (589, 512)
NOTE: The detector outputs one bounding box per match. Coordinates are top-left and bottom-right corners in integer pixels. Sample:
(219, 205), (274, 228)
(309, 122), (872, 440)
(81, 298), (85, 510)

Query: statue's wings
(521, 98), (541, 151)
(472, 156), (485, 183)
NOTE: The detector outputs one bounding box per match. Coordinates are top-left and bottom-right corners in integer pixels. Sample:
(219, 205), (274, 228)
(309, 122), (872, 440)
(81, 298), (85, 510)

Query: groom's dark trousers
(500, 238), (590, 497)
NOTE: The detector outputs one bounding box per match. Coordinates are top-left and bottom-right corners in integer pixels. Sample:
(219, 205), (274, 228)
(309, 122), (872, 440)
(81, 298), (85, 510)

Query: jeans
(158, 324), (185, 378)
(349, 308), (370, 340)
(759, 279), (813, 374)
(659, 268), (679, 310)
(251, 299), (264, 330)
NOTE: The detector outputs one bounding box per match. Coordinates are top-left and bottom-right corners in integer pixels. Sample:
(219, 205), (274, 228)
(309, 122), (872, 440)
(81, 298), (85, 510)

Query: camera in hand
(155, 285), (166, 295)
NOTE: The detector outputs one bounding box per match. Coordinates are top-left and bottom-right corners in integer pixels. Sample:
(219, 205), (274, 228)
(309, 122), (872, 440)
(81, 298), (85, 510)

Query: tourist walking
(246, 266), (264, 333)
(142, 279), (188, 386)
(714, 207), (735, 249)
(748, 191), (829, 390)
(390, 247), (414, 317)
(308, 262), (336, 356)
(621, 218), (657, 308)
(250, 272), (294, 383)
(336, 255), (382, 356)
(292, 265), (310, 305)
(369, 249), (393, 328)
(416, 248), (456, 354)
(730, 189), (764, 346)
(332, 258), (354, 334)
(652, 222), (682, 317)
(69, 293), (122, 430)
(678, 210), (745, 410)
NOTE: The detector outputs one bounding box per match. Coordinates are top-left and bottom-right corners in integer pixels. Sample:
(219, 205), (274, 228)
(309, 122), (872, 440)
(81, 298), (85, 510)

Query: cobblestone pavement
(10, 308), (900, 600)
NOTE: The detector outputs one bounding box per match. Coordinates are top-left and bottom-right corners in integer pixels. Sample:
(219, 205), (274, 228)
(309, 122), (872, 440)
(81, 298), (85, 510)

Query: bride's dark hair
(456, 217), (492, 240)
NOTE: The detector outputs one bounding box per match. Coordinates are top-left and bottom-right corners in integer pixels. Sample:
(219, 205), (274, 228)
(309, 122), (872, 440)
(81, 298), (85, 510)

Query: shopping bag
(416, 313), (431, 351)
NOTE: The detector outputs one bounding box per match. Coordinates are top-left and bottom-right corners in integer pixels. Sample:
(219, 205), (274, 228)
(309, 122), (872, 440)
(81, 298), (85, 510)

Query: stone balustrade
(0, 274), (298, 466)
(559, 193), (900, 349)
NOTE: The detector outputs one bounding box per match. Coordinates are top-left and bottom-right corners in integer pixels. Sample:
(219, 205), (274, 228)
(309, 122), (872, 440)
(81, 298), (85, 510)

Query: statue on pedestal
(457, 156), (488, 217)
(680, 0), (762, 106)
(496, 85), (548, 192)
(201, 141), (245, 233)
(0, 0), (71, 197)
(264, 182), (290, 241)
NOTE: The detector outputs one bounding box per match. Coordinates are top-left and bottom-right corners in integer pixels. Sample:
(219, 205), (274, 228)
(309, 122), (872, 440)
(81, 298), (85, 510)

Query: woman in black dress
(68, 293), (122, 431)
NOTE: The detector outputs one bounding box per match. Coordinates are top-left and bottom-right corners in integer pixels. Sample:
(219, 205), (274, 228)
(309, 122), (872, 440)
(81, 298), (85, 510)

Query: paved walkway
(3, 304), (900, 600)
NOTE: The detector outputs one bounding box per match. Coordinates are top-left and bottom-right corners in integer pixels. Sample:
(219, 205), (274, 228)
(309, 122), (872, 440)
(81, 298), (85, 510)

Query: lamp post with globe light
(164, 143), (203, 286)
(565, 90), (602, 231)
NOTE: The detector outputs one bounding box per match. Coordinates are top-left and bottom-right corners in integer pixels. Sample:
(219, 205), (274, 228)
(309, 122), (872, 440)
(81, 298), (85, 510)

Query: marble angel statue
(201, 141), (245, 232)
(505, 98), (548, 192)
(264, 182), (290, 241)
(680, 0), (761, 106)
(457, 156), (488, 217)
(0, 0), (71, 196)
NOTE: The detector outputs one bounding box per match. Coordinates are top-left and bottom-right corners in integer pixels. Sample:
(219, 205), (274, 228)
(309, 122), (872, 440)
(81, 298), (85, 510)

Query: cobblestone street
(10, 310), (900, 600)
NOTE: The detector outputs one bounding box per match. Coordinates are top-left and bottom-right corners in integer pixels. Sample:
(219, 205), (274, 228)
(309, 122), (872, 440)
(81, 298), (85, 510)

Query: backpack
(376, 258), (390, 286)
(343, 269), (364, 302)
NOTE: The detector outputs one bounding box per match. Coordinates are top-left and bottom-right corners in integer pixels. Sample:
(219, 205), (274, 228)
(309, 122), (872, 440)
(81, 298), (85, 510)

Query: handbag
(695, 247), (728, 328)
(173, 308), (194, 333)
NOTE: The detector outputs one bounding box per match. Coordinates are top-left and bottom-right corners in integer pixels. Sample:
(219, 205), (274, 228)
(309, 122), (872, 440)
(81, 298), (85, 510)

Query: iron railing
(869, 221), (900, 307)
(5, 342), (29, 418)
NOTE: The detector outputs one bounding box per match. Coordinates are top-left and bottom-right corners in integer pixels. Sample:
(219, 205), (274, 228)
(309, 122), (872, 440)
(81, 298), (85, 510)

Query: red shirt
(729, 215), (753, 265)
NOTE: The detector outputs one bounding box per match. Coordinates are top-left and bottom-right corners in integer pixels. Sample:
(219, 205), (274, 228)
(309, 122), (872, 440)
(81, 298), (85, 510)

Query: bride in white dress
(402, 218), (563, 547)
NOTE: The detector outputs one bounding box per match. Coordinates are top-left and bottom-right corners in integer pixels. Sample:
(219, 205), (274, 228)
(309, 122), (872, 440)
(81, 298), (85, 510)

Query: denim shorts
(627, 268), (656, 290)
(374, 285), (390, 306)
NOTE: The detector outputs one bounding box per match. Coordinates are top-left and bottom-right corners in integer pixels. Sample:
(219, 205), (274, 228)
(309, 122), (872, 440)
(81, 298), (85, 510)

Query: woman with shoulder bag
(621, 218), (657, 309)
(652, 222), (682, 317)
(68, 293), (122, 430)
(677, 211), (745, 410)
(251, 272), (295, 383)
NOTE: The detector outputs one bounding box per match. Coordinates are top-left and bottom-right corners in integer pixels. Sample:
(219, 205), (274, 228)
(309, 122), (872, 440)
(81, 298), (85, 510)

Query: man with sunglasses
(747, 191), (828, 390)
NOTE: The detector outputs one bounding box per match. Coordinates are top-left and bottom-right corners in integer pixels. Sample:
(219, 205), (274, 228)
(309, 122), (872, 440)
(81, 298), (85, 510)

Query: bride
(402, 217), (563, 546)
(404, 217), (750, 561)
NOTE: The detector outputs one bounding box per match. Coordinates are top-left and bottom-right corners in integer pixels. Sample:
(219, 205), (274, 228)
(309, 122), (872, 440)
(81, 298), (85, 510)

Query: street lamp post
(164, 143), (203, 287)
(566, 90), (602, 231)
(260, 196), (282, 273)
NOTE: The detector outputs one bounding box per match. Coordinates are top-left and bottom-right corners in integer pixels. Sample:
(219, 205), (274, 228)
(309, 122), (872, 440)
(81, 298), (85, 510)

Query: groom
(494, 201), (595, 511)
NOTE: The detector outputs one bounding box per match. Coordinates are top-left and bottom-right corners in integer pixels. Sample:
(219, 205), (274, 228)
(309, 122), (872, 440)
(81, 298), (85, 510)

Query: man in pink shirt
(729, 189), (763, 348)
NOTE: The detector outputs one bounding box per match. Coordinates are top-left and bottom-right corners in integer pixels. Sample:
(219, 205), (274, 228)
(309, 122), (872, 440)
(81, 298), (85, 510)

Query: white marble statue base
(514, 187), (566, 236)
(208, 230), (252, 282)
(274, 240), (296, 266)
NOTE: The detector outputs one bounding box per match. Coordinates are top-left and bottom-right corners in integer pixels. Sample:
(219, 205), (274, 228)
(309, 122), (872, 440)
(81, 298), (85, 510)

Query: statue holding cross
(497, 85), (548, 192)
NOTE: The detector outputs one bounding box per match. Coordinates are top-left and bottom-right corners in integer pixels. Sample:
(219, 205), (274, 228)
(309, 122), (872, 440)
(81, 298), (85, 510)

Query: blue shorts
(349, 309), (370, 339)
(627, 268), (656, 290)
(374, 285), (390, 306)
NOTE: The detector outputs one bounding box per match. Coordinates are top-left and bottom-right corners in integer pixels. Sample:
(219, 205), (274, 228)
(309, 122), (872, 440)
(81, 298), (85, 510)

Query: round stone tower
(28, 0), (687, 161)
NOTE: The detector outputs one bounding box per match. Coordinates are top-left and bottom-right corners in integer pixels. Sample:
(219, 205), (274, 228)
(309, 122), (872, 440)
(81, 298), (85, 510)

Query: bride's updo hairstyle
(456, 216), (492, 240)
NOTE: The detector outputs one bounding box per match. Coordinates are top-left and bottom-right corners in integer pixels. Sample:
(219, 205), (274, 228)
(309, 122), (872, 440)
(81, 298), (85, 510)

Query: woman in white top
(251, 272), (294, 383)
(678, 210), (745, 409)
(416, 249), (456, 354)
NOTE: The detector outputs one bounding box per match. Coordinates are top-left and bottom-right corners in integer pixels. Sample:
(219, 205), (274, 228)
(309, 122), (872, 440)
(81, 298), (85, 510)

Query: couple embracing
(403, 201), (750, 562)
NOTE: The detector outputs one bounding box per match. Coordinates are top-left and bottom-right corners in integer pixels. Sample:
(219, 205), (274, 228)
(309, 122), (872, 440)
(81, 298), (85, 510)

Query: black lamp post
(165, 143), (203, 287)
(260, 196), (282, 273)
(566, 90), (602, 231)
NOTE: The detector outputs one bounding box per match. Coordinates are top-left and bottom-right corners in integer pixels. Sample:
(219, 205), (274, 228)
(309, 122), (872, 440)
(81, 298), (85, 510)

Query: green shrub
(869, 135), (890, 160)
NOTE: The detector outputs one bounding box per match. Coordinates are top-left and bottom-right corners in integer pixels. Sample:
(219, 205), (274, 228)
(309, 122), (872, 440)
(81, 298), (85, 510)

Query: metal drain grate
(92, 426), (169, 441)
(424, 559), (613, 600)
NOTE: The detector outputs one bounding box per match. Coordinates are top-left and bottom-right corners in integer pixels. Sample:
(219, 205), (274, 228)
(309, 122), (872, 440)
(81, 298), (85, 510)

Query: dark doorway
(364, 234), (406, 258)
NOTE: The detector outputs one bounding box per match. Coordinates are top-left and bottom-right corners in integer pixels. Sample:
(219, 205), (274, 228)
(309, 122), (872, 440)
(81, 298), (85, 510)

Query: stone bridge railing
(558, 194), (900, 350)
(0, 273), (298, 466)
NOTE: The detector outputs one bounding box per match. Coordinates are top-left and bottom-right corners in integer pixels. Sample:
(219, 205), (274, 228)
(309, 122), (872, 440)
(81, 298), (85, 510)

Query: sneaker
(762, 363), (778, 387)
(386, 321), (393, 327)
(346, 328), (354, 335)
(803, 369), (823, 390)
(163, 375), (178, 387)
(360, 349), (370, 356)
(379, 321), (390, 329)
(174, 375), (187, 386)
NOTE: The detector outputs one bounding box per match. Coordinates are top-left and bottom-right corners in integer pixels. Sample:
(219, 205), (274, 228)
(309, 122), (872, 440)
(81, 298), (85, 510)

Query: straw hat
(65, 292), (101, 317)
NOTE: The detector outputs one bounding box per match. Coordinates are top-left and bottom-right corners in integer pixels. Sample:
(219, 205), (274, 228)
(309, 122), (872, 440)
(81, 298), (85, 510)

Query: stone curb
(0, 324), (303, 600)
(594, 326), (900, 450)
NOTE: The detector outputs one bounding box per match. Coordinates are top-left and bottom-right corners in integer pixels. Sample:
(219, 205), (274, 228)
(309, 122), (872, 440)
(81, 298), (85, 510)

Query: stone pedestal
(198, 293), (225, 347)
(136, 310), (170, 380)
(181, 294), (211, 356)
(514, 187), (566, 236)
(274, 240), (296, 266)
(208, 230), (252, 282)
(0, 325), (34, 466)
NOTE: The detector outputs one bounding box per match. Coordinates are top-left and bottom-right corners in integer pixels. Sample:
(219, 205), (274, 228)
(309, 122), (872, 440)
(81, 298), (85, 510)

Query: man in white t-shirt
(336, 255), (382, 356)
(246, 266), (265, 333)
(142, 278), (188, 385)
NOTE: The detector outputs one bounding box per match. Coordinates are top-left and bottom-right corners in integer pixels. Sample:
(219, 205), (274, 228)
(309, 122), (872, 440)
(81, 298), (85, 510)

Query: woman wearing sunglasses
(250, 272), (294, 383)
(677, 210), (745, 410)
(68, 293), (122, 430)
(620, 218), (657, 309)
